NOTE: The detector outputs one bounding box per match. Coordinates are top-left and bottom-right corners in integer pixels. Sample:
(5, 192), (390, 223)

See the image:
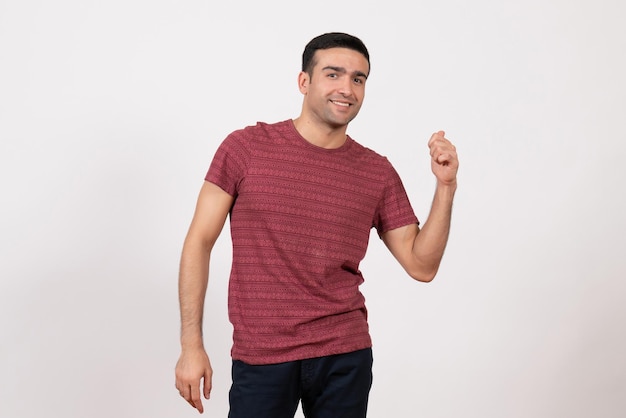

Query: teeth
(332, 100), (350, 107)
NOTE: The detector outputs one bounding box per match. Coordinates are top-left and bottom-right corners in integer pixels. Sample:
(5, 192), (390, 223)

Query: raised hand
(428, 130), (459, 186)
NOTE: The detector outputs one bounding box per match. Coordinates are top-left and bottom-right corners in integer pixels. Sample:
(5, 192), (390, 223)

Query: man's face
(299, 47), (369, 129)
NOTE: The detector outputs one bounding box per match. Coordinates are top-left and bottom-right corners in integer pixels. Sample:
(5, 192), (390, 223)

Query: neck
(292, 117), (348, 149)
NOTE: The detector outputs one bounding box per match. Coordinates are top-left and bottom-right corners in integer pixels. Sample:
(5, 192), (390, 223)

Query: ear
(297, 71), (309, 94)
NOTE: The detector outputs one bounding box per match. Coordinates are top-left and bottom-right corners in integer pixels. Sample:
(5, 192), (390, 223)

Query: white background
(1, 0), (625, 417)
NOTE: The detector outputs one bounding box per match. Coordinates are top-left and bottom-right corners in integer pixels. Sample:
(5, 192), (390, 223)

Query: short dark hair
(302, 32), (370, 75)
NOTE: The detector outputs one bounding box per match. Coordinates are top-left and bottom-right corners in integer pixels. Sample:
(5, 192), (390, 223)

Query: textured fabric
(206, 119), (418, 364)
(228, 348), (373, 418)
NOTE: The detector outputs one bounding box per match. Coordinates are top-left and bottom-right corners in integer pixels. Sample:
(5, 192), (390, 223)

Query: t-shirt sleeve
(373, 162), (419, 235)
(205, 132), (250, 197)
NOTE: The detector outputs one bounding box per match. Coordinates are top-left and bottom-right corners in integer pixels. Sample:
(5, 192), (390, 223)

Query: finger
(181, 384), (204, 413)
(428, 130), (446, 147)
(185, 397), (197, 410)
(204, 375), (212, 399)
(175, 381), (189, 405)
(430, 142), (452, 159)
(436, 150), (460, 169)
(436, 153), (452, 165)
(190, 385), (204, 413)
(180, 385), (196, 408)
(430, 139), (456, 157)
(181, 384), (191, 403)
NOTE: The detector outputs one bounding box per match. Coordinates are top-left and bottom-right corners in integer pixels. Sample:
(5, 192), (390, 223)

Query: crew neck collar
(287, 119), (352, 152)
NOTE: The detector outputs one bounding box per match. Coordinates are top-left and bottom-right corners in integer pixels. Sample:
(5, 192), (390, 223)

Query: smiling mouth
(330, 100), (351, 107)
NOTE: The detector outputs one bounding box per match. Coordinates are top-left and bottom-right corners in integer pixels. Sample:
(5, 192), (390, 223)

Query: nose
(338, 78), (354, 97)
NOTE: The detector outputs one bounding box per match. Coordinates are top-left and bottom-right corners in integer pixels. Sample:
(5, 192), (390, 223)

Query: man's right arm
(175, 181), (234, 414)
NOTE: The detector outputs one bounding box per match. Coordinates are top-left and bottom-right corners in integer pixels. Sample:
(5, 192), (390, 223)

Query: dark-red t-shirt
(206, 119), (418, 364)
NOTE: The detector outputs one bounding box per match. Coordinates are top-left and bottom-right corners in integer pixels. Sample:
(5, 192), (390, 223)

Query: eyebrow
(322, 66), (368, 79)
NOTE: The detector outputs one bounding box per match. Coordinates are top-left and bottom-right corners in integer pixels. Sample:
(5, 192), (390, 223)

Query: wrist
(180, 330), (205, 350)
(181, 342), (205, 353)
(436, 179), (457, 194)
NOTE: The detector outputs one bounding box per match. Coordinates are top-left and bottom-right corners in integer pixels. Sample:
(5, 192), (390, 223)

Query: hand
(428, 131), (459, 186)
(175, 348), (213, 414)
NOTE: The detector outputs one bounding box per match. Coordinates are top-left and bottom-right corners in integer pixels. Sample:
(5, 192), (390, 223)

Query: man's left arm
(381, 131), (459, 282)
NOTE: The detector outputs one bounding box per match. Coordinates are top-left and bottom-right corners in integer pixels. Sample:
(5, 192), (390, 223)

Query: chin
(328, 113), (357, 127)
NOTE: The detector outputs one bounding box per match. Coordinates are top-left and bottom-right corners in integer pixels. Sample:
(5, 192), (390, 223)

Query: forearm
(411, 181), (456, 279)
(178, 238), (211, 350)
(176, 238), (214, 414)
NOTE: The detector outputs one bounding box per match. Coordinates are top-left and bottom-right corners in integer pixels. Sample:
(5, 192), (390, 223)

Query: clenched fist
(428, 130), (459, 186)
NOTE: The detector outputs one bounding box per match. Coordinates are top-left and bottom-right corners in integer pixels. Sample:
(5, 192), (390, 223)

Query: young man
(175, 32), (459, 417)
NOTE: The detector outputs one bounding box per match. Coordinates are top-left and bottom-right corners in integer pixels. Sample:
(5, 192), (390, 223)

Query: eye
(353, 77), (365, 85)
(327, 73), (338, 79)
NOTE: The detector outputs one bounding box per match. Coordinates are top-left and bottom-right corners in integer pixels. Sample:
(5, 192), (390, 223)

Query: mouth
(330, 100), (351, 107)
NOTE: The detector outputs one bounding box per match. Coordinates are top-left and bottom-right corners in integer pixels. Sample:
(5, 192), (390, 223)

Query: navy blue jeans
(228, 348), (373, 418)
